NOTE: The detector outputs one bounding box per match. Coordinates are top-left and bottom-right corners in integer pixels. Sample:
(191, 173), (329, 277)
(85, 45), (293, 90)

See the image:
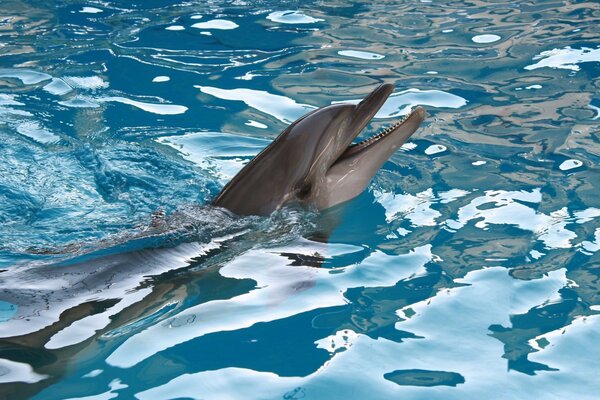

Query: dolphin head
(212, 84), (426, 216)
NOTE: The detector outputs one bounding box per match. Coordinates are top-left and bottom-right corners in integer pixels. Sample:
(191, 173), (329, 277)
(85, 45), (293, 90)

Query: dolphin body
(0, 84), (425, 397)
(213, 83), (426, 215)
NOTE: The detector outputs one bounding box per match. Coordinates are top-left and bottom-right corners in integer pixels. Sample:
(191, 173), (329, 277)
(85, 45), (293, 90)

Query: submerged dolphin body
(0, 84), (426, 397)
(213, 84), (426, 216)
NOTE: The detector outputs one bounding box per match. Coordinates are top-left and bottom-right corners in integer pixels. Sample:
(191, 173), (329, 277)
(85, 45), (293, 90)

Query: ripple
(266, 10), (324, 24)
(0, 68), (52, 85)
(106, 245), (434, 368)
(45, 288), (152, 350)
(2, 1), (600, 397)
(443, 189), (600, 249)
(384, 369), (465, 387)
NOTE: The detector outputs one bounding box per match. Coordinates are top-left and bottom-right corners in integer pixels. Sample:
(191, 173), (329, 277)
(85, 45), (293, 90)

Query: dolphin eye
(297, 182), (312, 198)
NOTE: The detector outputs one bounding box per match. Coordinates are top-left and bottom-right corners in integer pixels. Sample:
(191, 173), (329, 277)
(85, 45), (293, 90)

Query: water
(0, 0), (599, 398)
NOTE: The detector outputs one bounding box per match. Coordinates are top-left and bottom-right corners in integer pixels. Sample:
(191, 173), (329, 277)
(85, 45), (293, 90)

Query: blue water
(0, 0), (599, 398)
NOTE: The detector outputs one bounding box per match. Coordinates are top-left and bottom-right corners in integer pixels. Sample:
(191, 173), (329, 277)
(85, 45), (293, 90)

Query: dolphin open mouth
(326, 83), (426, 165)
(339, 107), (424, 160)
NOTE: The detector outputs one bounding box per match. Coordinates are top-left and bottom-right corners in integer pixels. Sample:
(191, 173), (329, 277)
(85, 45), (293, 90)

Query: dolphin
(213, 83), (426, 216)
(0, 84), (426, 396)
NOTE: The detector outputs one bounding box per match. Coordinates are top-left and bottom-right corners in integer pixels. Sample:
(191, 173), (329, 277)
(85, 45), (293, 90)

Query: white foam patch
(152, 76), (170, 83)
(235, 72), (258, 81)
(58, 95), (187, 115)
(0, 94), (24, 106)
(266, 10), (324, 24)
(529, 250), (545, 260)
(424, 144), (447, 155)
(400, 142), (417, 151)
(165, 25), (185, 31)
(245, 120), (267, 129)
(445, 189), (585, 249)
(46, 288), (152, 349)
(157, 131), (269, 183)
(472, 34), (501, 43)
(374, 188), (470, 226)
(442, 29), (453, 33)
(526, 84), (542, 90)
(190, 15), (203, 20)
(529, 314), (600, 386)
(80, 7), (103, 14)
(191, 19), (239, 30)
(58, 97), (101, 108)
(376, 189), (434, 226)
(101, 97), (187, 115)
(315, 330), (359, 354)
(62, 75), (108, 90)
(338, 50), (384, 60)
(196, 86), (315, 123)
(43, 78), (73, 95)
(0, 358), (48, 384)
(64, 379), (127, 400)
(132, 267), (580, 400)
(581, 228), (600, 253)
(472, 160), (487, 166)
(336, 88), (467, 118)
(589, 104), (600, 120)
(82, 369), (103, 379)
(16, 121), (60, 144)
(559, 159), (583, 171)
(438, 189), (471, 204)
(573, 208), (600, 224)
(525, 46), (600, 72)
(0, 68), (52, 85)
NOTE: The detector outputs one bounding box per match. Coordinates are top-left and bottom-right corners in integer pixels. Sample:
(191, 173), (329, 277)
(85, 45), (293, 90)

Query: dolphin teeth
(348, 108), (413, 150)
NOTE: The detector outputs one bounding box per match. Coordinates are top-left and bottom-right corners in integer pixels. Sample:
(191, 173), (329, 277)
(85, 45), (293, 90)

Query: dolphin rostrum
(213, 84), (426, 216)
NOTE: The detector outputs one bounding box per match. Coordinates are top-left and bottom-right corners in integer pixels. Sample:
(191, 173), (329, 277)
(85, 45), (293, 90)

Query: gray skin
(213, 83), (427, 216)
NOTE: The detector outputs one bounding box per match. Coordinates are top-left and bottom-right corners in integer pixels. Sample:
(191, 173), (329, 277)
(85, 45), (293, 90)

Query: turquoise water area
(0, 0), (599, 398)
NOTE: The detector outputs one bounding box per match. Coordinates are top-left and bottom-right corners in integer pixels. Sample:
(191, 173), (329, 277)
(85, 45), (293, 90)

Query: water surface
(0, 0), (599, 399)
